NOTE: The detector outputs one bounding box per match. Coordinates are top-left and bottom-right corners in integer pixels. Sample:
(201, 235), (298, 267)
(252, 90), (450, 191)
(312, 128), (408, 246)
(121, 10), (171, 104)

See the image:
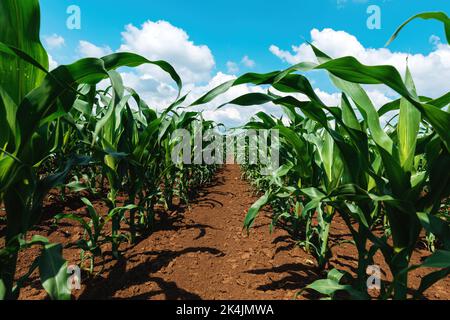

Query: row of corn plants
(0, 0), (219, 300)
(192, 12), (450, 299)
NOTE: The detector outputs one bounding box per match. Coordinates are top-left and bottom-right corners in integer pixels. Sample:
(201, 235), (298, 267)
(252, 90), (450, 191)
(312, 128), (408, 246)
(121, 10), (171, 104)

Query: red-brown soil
(1, 165), (449, 300)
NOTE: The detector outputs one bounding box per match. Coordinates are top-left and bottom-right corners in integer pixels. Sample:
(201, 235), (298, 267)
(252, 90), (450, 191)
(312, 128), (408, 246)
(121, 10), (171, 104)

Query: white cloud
(112, 71), (266, 127)
(124, 71), (178, 108)
(78, 40), (113, 58)
(44, 34), (65, 49)
(315, 89), (341, 106)
(241, 55), (255, 68)
(366, 89), (392, 107)
(225, 56), (255, 76)
(226, 61), (239, 74)
(80, 22), (399, 128)
(118, 20), (215, 84)
(429, 35), (441, 49)
(185, 72), (282, 128)
(88, 19), (268, 127)
(76, 21), (229, 122)
(48, 54), (58, 70)
(270, 28), (450, 98)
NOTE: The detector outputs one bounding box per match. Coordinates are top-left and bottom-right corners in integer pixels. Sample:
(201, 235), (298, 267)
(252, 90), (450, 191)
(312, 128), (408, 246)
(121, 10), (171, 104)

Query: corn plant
(192, 11), (450, 299)
(238, 108), (345, 269)
(55, 199), (138, 274)
(0, 0), (186, 299)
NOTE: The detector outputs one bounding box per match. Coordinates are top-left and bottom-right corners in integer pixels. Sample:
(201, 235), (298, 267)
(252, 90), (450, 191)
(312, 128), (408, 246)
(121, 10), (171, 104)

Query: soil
(2, 165), (449, 300)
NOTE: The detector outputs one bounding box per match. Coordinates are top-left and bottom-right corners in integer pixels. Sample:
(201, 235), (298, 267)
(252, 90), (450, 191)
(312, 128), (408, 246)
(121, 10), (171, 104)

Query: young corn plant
(0, 0), (76, 299)
(55, 199), (138, 274)
(192, 12), (450, 298)
(237, 111), (331, 268)
(0, 0), (184, 299)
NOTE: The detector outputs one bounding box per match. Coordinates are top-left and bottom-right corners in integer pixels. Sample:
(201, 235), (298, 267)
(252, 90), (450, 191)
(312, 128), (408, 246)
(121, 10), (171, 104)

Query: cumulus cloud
(119, 71), (179, 109)
(186, 73), (282, 128)
(48, 54), (58, 70)
(241, 55), (255, 68)
(78, 21), (405, 128)
(44, 34), (65, 49)
(429, 35), (442, 49)
(270, 28), (450, 98)
(274, 87), (390, 110)
(225, 56), (255, 75)
(315, 89), (341, 106)
(226, 61), (239, 74)
(78, 20), (271, 127)
(78, 40), (113, 58)
(118, 20), (215, 84)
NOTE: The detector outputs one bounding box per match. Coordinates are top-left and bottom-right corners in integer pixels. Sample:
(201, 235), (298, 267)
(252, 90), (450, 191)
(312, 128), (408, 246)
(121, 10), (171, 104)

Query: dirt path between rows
(78, 165), (318, 300)
(13, 165), (450, 300)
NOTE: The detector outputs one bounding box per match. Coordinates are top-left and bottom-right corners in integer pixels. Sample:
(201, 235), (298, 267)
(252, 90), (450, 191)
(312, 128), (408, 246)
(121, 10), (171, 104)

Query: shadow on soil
(80, 247), (224, 300)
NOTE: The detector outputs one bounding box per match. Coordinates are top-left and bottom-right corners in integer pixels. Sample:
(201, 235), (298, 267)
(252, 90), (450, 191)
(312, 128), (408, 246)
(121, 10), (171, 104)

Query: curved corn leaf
(414, 267), (450, 299)
(421, 250), (450, 269)
(0, 0), (48, 105)
(417, 212), (450, 250)
(397, 67), (421, 171)
(244, 192), (270, 231)
(386, 12), (450, 46)
(39, 243), (71, 300)
(315, 56), (450, 150)
(191, 71), (281, 106)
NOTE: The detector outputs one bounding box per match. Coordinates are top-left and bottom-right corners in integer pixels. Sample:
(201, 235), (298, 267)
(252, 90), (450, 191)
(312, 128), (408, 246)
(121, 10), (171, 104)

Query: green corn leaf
(39, 243), (71, 300)
(102, 52), (182, 96)
(0, 48), (180, 155)
(302, 276), (367, 300)
(81, 198), (102, 236)
(322, 65), (395, 154)
(0, 0), (48, 105)
(244, 192), (270, 231)
(396, 250), (450, 299)
(341, 94), (361, 131)
(414, 268), (450, 299)
(191, 80), (235, 106)
(0, 42), (49, 76)
(0, 83), (18, 149)
(315, 56), (450, 150)
(387, 12), (450, 46)
(12, 256), (40, 297)
(0, 279), (5, 300)
(428, 91), (450, 109)
(55, 213), (94, 243)
(378, 99), (401, 117)
(133, 118), (162, 160)
(397, 67), (421, 172)
(19, 235), (50, 249)
(306, 279), (349, 296)
(421, 250), (450, 269)
(108, 205), (139, 219)
(191, 71), (280, 106)
(417, 212), (450, 250)
(0, 156), (18, 193)
(327, 268), (346, 283)
(274, 74), (323, 104)
(218, 93), (273, 108)
(255, 112), (277, 127)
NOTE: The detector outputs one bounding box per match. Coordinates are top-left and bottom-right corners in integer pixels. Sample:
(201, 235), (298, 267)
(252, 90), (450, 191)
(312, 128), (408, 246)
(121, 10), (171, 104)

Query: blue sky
(41, 0), (448, 70)
(39, 0), (450, 126)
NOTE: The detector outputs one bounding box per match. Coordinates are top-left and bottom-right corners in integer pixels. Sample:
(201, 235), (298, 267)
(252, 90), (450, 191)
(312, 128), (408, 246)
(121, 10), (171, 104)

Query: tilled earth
(2, 165), (449, 300)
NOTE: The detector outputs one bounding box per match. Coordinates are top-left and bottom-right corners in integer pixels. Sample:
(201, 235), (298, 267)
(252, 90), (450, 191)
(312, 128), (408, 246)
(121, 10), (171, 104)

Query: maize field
(0, 0), (449, 301)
